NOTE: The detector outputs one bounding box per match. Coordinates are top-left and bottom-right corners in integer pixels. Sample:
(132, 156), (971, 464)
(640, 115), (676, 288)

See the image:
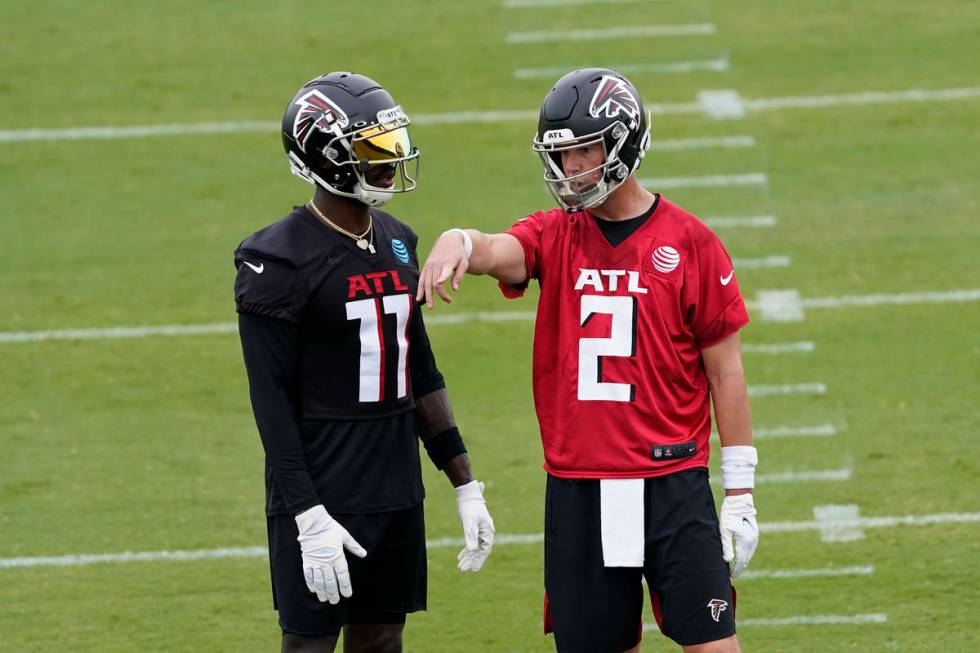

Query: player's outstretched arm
(702, 332), (759, 579)
(416, 229), (527, 308)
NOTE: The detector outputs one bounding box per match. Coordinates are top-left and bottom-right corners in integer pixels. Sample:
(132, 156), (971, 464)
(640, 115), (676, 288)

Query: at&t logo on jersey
(574, 268), (648, 294)
(390, 238), (410, 263)
(651, 246), (681, 273)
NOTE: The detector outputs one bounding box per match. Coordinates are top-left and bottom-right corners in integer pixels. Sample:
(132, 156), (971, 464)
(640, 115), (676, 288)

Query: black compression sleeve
(238, 313), (319, 514)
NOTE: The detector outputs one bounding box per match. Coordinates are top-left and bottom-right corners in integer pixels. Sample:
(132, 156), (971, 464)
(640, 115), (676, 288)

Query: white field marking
(8, 286), (978, 344)
(641, 173), (768, 189)
(751, 288), (980, 322)
(515, 57), (728, 80)
(732, 255), (791, 269)
(761, 510), (980, 536)
(504, 0), (644, 7)
(754, 289), (805, 322)
(0, 534), (546, 570)
(5, 85), (979, 144)
(643, 613), (887, 632)
(747, 383), (826, 397)
(704, 215), (777, 228)
(744, 86), (980, 111)
(709, 468), (852, 485)
(0, 322), (241, 343)
(738, 565), (873, 580)
(802, 289), (980, 308)
(411, 110), (538, 125)
(13, 507), (980, 571)
(0, 121), (278, 142)
(814, 504), (865, 542)
(741, 341), (815, 354)
(0, 312), (538, 344)
(652, 135), (755, 150)
(753, 424), (837, 438)
(698, 89), (746, 119)
(505, 24), (716, 44)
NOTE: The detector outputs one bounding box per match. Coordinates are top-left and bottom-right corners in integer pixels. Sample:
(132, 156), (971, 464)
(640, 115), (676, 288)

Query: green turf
(2, 0), (979, 651)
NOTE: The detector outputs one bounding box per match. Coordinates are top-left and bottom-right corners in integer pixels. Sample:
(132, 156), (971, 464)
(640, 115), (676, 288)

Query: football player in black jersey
(234, 72), (495, 653)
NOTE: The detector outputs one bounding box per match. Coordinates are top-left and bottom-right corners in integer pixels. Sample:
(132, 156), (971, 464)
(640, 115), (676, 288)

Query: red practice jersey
(500, 197), (749, 478)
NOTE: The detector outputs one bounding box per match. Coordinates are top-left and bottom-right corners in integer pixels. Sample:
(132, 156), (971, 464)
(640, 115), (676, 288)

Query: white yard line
(4, 85), (978, 143)
(762, 510), (980, 535)
(7, 286), (978, 344)
(744, 86), (980, 111)
(739, 565), (873, 580)
(13, 509), (980, 571)
(515, 57), (728, 79)
(641, 173), (768, 189)
(752, 288), (980, 322)
(710, 469), (852, 485)
(0, 312), (536, 344)
(814, 504), (865, 542)
(753, 424), (837, 438)
(506, 24), (716, 43)
(505, 0), (645, 7)
(644, 613), (887, 631)
(741, 341), (815, 354)
(733, 255), (791, 269)
(747, 383), (826, 397)
(651, 135), (755, 150)
(703, 215), (777, 228)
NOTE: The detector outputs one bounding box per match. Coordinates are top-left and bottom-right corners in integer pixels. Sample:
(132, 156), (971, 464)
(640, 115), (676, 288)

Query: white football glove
(455, 480), (495, 572)
(719, 493), (759, 579)
(295, 505), (367, 604)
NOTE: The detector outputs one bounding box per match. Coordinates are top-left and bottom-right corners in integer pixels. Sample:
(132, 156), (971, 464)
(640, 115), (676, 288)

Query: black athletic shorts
(266, 501), (427, 636)
(544, 469), (736, 652)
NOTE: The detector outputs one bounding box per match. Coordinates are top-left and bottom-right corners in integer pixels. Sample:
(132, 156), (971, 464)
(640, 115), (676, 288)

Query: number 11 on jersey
(346, 294), (412, 403)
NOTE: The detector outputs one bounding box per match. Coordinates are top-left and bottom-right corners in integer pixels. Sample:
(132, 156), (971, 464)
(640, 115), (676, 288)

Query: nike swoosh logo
(244, 261), (264, 274)
(720, 270), (734, 286)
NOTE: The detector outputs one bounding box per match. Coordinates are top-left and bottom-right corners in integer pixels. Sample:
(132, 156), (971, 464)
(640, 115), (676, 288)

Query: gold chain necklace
(307, 201), (375, 253)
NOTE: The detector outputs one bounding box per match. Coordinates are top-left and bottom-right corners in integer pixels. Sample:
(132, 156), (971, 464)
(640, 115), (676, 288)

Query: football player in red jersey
(417, 69), (758, 653)
(235, 73), (495, 653)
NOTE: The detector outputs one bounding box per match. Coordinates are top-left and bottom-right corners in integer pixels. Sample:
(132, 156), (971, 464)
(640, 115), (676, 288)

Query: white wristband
(720, 445), (757, 490)
(444, 228), (473, 259)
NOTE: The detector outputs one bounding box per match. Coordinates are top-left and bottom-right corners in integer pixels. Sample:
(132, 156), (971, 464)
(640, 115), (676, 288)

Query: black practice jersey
(234, 205), (445, 514)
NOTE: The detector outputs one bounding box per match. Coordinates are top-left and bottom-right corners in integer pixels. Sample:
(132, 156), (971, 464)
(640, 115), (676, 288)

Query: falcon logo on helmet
(292, 90), (350, 153)
(588, 75), (640, 123)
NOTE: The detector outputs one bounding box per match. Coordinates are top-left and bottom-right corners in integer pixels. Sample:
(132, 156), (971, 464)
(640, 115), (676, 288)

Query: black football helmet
(281, 72), (419, 207)
(532, 68), (651, 211)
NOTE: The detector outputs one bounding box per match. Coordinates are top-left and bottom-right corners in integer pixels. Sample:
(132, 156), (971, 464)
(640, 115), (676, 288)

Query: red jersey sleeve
(498, 210), (550, 299)
(683, 226), (750, 348)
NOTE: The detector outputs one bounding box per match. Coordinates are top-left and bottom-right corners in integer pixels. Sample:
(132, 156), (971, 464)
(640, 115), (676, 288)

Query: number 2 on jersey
(578, 294), (637, 402)
(346, 294), (411, 402)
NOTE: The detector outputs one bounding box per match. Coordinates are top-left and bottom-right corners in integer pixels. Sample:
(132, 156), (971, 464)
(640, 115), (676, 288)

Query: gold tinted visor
(352, 125), (413, 162)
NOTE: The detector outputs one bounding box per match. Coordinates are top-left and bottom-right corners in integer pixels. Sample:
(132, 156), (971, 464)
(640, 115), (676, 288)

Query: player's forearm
(464, 230), (527, 284)
(415, 388), (474, 487)
(710, 370), (753, 447)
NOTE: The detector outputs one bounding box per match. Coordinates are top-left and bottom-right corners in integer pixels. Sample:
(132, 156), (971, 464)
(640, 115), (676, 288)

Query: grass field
(2, 1), (979, 651)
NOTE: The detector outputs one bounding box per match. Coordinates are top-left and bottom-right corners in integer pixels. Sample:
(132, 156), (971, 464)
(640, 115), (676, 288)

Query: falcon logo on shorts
(589, 75), (640, 122)
(292, 90), (349, 153)
(707, 598), (728, 623)
(391, 238), (410, 263)
(651, 246), (680, 273)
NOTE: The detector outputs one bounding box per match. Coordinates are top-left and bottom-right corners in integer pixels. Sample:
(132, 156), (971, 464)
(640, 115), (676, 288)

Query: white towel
(599, 478), (645, 567)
